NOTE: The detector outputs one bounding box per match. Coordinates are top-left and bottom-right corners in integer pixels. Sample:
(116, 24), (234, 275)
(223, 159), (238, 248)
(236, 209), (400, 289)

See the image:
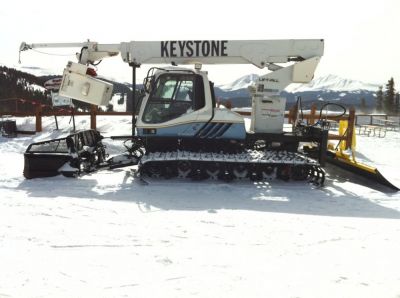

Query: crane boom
(119, 39), (323, 67)
(20, 39), (323, 68)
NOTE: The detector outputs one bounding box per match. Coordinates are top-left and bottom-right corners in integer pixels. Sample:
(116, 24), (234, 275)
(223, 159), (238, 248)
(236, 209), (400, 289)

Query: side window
(142, 74), (204, 124)
(153, 77), (194, 101)
(175, 80), (193, 101)
(155, 79), (177, 99)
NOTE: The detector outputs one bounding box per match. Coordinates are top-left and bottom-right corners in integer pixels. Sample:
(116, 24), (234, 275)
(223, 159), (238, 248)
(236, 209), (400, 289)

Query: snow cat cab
(137, 67), (246, 151)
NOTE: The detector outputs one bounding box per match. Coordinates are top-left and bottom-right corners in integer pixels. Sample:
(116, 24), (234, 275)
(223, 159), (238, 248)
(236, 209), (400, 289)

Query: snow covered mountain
(285, 74), (380, 93)
(0, 63), (58, 77)
(215, 74), (380, 108)
(218, 74), (260, 91)
(217, 73), (379, 93)
(1, 61), (380, 110)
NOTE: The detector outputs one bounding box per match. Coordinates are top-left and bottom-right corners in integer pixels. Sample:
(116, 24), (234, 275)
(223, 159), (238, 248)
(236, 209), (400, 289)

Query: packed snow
(1, 116), (400, 298)
(27, 83), (46, 93)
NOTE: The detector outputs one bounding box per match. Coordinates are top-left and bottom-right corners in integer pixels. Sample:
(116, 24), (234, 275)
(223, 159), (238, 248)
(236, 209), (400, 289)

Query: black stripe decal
(196, 122), (215, 137)
(204, 123), (225, 138)
(214, 123), (231, 138)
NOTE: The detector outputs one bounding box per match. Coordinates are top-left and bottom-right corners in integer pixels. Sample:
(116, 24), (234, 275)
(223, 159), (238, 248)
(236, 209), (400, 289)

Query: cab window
(142, 74), (205, 124)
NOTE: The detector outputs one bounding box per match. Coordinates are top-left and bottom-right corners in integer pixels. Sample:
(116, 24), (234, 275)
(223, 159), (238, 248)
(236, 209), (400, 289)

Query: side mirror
(144, 76), (154, 93)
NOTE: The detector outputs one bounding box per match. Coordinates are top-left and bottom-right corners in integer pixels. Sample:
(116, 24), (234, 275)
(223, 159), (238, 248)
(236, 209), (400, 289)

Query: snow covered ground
(1, 116), (400, 298)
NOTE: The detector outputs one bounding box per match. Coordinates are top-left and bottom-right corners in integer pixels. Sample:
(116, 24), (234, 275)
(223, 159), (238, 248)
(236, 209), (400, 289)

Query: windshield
(142, 74), (196, 124)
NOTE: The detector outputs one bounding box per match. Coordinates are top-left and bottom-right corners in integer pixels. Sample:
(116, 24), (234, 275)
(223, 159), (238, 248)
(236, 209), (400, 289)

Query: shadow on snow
(11, 166), (400, 220)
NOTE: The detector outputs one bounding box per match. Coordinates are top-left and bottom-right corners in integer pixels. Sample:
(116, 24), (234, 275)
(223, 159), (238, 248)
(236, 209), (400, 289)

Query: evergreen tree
(106, 103), (114, 112)
(396, 93), (400, 115)
(0, 66), (48, 113)
(376, 86), (384, 112)
(360, 97), (367, 113)
(384, 77), (395, 114)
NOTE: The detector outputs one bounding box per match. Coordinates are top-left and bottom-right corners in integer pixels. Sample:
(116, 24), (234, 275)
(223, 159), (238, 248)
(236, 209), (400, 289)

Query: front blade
(326, 150), (399, 191)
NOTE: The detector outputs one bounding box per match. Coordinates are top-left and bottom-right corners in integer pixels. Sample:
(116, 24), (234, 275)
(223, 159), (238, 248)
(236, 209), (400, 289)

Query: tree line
(0, 66), (49, 112)
(376, 77), (399, 114)
(0, 66), (138, 113)
(0, 66), (98, 113)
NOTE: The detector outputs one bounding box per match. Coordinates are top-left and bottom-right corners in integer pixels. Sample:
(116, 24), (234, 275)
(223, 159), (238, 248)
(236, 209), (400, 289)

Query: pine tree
(395, 93), (400, 115)
(360, 97), (367, 113)
(376, 86), (384, 113)
(384, 77), (395, 114)
(106, 103), (114, 112)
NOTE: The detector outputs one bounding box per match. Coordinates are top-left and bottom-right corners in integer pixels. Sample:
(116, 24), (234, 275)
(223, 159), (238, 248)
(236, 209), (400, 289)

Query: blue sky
(1, 0), (399, 87)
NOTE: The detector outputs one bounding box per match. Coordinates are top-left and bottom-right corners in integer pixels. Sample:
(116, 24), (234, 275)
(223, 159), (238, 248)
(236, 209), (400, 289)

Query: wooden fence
(0, 98), (132, 133)
(3, 102), (345, 132)
(4, 99), (395, 151)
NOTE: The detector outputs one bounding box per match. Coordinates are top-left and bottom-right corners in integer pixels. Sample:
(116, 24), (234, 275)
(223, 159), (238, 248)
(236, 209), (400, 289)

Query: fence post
(90, 105), (97, 130)
(290, 105), (297, 124)
(309, 104), (317, 125)
(35, 104), (42, 132)
(346, 107), (355, 149)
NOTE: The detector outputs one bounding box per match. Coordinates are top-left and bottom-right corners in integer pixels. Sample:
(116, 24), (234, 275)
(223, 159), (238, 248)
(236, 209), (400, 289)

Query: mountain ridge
(217, 73), (380, 93)
(215, 73), (379, 109)
(1, 63), (379, 110)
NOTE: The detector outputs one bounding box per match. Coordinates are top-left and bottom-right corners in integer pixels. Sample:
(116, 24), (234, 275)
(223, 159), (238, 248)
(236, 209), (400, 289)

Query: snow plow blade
(326, 150), (399, 191)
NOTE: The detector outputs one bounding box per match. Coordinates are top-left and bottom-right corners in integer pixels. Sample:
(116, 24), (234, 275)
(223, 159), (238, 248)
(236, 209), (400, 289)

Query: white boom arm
(19, 41), (120, 64)
(20, 39), (323, 67)
(118, 39), (323, 67)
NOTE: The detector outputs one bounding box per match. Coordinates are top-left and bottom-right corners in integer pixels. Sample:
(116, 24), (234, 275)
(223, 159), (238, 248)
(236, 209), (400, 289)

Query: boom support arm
(19, 41), (120, 64)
